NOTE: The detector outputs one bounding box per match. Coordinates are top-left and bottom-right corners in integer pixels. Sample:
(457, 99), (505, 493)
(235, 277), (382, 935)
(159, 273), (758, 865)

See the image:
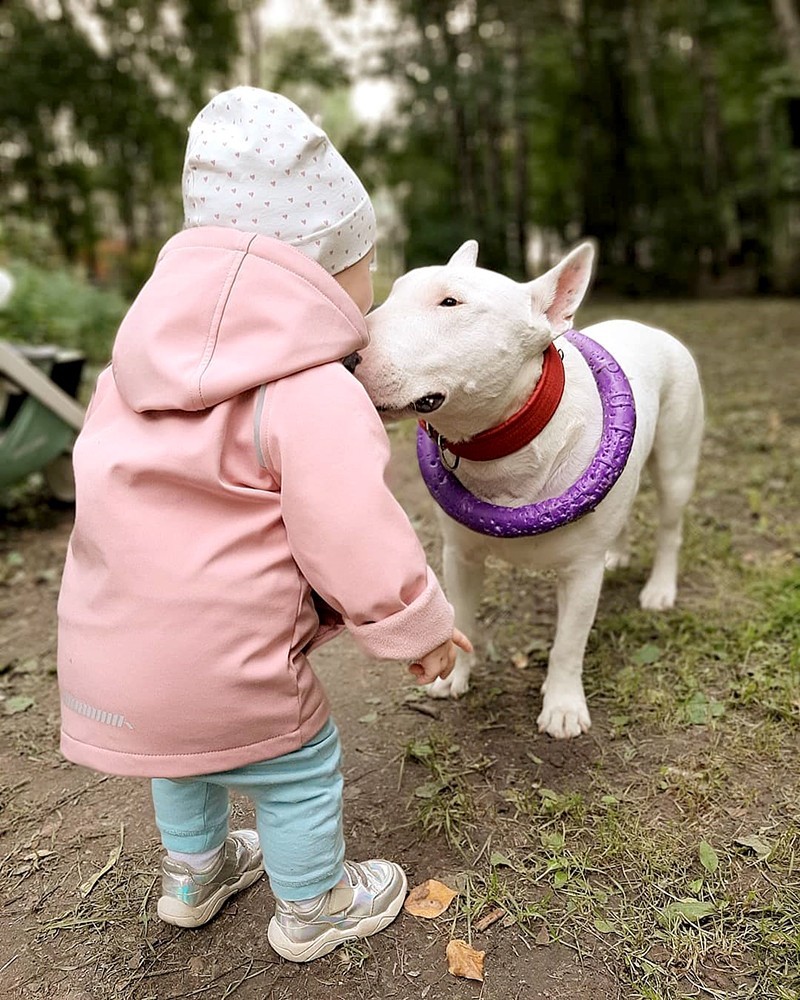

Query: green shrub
(0, 260), (128, 364)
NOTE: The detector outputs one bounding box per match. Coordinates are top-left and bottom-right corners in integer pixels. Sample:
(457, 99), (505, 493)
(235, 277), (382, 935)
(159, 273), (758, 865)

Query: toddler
(57, 87), (470, 963)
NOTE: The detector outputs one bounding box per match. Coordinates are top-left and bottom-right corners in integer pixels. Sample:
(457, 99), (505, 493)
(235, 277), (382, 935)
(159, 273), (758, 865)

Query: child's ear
(447, 240), (479, 268)
(528, 241), (596, 337)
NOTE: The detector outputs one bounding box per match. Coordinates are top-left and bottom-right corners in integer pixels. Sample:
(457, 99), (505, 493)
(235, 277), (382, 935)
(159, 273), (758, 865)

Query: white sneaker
(268, 859), (407, 962)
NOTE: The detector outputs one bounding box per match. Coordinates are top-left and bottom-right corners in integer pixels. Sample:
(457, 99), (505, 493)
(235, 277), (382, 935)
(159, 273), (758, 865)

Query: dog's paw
(426, 670), (470, 700)
(537, 697), (591, 739)
(639, 578), (676, 611)
(604, 548), (631, 572)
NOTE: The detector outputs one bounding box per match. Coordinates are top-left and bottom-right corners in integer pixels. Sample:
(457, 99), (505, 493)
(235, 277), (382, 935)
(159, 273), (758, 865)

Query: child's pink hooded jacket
(57, 227), (454, 778)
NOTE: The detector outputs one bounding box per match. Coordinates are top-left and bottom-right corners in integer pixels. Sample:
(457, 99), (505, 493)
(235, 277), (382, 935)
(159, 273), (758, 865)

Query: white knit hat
(182, 87), (376, 275)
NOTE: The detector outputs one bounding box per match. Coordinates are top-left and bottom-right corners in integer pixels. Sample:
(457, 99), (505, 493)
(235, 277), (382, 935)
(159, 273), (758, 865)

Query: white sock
(284, 874), (348, 911)
(167, 845), (223, 870)
(288, 893), (325, 913)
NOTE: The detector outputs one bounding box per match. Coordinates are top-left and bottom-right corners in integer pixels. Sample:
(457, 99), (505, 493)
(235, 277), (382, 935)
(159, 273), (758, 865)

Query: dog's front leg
(538, 560), (605, 738)
(427, 539), (485, 699)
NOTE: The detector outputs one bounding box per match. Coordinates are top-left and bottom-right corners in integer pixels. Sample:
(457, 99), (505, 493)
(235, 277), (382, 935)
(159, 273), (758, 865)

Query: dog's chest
(441, 504), (611, 568)
(451, 352), (604, 509)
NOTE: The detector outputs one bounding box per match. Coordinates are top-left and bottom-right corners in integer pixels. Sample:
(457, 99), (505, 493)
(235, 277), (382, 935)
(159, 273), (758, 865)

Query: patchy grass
(461, 793), (800, 999)
(402, 705), (799, 998)
(404, 730), (492, 848)
(587, 564), (800, 731)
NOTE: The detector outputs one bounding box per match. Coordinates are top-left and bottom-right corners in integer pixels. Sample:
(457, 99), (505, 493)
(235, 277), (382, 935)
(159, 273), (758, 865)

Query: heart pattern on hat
(182, 86), (376, 275)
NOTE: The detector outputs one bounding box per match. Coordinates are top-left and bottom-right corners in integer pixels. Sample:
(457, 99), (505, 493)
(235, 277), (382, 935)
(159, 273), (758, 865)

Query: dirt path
(1, 299), (798, 1000)
(0, 428), (617, 1000)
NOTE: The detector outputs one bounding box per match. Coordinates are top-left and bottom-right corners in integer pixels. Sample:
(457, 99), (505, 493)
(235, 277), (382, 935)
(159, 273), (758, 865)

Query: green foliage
(369, 0), (797, 292)
(266, 27), (349, 96)
(0, 261), (127, 364)
(0, 217), (63, 271)
(3, 1), (798, 295)
(0, 0), (243, 269)
(0, 3), (357, 294)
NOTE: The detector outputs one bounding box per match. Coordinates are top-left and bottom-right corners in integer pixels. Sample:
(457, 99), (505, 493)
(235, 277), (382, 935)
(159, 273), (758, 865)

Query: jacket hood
(112, 227), (369, 412)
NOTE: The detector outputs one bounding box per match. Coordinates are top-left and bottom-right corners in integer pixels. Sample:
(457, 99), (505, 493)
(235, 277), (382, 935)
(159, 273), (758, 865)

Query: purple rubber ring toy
(416, 329), (637, 538)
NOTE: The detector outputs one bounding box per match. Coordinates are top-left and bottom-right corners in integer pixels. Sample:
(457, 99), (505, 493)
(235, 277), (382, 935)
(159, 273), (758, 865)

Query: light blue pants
(151, 719), (344, 901)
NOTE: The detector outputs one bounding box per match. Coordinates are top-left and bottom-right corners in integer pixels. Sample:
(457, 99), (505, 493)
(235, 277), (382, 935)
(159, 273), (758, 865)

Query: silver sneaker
(268, 859), (408, 962)
(157, 830), (263, 928)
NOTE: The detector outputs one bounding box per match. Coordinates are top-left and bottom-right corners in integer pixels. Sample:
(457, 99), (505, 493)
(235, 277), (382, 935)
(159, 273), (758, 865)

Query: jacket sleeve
(261, 363), (454, 661)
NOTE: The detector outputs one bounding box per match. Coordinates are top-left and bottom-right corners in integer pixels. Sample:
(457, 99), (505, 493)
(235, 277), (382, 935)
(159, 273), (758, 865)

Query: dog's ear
(528, 241), (595, 337)
(447, 240), (479, 268)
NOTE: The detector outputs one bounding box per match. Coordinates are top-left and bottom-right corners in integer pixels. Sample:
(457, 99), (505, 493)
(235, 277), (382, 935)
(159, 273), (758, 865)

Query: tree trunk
(437, 11), (480, 229)
(772, 0), (800, 77)
(244, 4), (262, 89)
(770, 0), (800, 291)
(474, 81), (508, 269)
(691, 6), (729, 280)
(510, 30), (529, 276)
(624, 0), (661, 146)
(572, 0), (635, 283)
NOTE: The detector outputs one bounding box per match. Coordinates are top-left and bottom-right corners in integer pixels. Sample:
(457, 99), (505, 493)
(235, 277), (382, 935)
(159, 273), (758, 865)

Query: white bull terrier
(356, 240), (704, 738)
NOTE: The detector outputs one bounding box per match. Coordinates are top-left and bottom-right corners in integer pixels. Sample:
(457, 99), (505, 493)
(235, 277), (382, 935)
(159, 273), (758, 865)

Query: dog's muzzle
(412, 393), (445, 414)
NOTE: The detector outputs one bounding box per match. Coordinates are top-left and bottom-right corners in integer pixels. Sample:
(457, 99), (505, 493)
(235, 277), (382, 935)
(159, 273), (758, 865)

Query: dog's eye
(439, 296), (460, 307)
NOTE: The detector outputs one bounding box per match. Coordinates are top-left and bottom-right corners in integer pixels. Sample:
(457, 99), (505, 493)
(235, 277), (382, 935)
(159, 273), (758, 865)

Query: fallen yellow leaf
(403, 879), (458, 919)
(446, 939), (485, 981)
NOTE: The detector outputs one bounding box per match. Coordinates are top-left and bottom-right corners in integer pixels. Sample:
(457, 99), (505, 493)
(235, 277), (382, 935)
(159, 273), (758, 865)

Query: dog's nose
(342, 352), (362, 374)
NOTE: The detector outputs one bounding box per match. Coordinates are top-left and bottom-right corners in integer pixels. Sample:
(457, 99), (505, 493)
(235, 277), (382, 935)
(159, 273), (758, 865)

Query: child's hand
(408, 628), (473, 686)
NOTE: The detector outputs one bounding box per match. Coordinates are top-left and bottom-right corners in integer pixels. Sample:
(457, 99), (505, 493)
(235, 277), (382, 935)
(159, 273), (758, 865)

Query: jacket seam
(195, 242), (252, 408)
(165, 233), (368, 352)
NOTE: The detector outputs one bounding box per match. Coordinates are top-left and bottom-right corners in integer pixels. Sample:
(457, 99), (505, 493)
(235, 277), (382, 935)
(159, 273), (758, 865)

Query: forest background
(1, 0), (800, 366)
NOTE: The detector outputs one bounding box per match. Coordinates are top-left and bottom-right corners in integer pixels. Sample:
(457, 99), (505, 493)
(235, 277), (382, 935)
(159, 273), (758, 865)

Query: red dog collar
(419, 341), (565, 463)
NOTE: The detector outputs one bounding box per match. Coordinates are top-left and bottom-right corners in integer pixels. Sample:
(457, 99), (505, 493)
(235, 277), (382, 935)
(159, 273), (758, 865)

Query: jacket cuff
(346, 568), (454, 661)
